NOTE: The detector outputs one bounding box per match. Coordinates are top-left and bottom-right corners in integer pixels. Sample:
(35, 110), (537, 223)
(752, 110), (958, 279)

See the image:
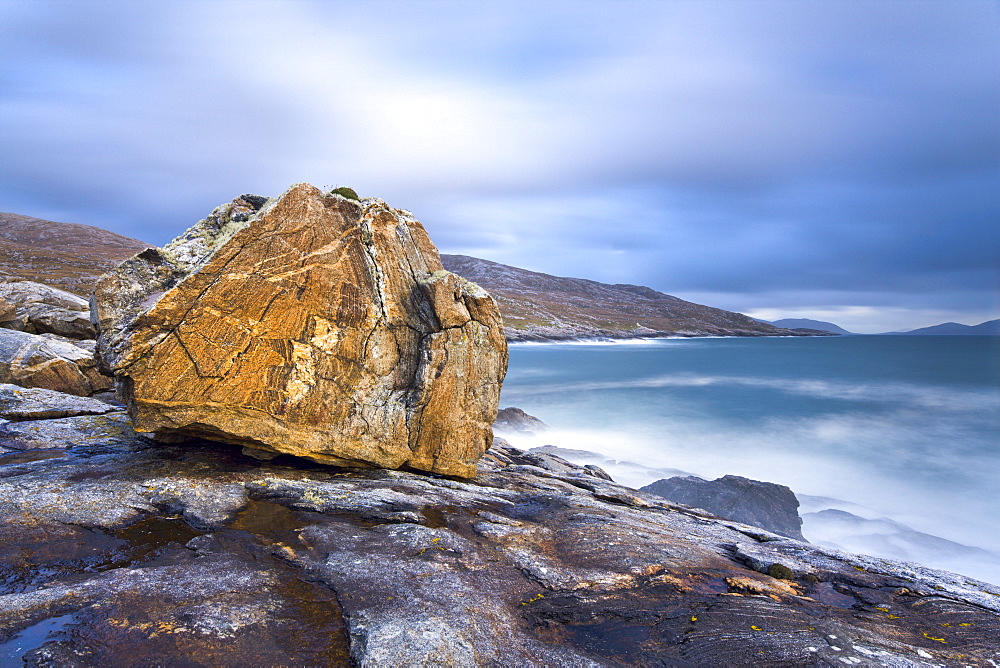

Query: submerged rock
(0, 280), (95, 340)
(0, 329), (109, 396)
(1, 406), (998, 665)
(642, 474), (805, 541)
(92, 184), (507, 477)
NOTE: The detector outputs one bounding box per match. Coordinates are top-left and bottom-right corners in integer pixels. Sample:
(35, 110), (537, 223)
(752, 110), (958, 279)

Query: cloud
(1, 0), (997, 330)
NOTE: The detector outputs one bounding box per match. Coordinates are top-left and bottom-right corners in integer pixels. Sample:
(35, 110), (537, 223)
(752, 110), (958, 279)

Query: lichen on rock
(92, 183), (507, 476)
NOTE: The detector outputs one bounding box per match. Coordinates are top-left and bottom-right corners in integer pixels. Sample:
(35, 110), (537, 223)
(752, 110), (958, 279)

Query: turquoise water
(500, 336), (1000, 584)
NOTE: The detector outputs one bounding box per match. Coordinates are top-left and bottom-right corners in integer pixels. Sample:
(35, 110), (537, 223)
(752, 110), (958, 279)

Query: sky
(1, 0), (998, 333)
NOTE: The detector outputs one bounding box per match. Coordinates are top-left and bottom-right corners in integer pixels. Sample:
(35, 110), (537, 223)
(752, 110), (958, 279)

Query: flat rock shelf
(1, 409), (999, 666)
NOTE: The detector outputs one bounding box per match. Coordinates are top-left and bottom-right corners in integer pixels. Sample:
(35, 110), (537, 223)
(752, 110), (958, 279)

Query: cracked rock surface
(92, 183), (507, 476)
(1, 408), (999, 666)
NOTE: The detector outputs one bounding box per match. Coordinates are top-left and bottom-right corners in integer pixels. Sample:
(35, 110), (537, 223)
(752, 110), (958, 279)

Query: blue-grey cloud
(1, 0), (997, 332)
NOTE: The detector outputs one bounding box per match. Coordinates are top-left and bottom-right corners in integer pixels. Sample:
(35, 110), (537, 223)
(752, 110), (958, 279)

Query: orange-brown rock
(92, 184), (507, 476)
(0, 297), (14, 324)
(0, 328), (110, 396)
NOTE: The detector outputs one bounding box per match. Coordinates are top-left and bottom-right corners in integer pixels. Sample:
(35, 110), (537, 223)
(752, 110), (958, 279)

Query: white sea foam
(801, 510), (1000, 586)
(501, 337), (1000, 584)
(505, 374), (1000, 413)
(500, 414), (1000, 585)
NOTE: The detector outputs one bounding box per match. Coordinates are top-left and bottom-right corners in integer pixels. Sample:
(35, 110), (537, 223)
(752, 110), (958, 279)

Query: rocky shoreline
(1, 187), (998, 665)
(3, 400), (1000, 665)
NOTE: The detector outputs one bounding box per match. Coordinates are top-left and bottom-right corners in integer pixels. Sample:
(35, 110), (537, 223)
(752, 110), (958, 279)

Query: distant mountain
(0, 212), (151, 294)
(885, 320), (1000, 336)
(441, 254), (827, 341)
(0, 212), (829, 341)
(768, 318), (853, 335)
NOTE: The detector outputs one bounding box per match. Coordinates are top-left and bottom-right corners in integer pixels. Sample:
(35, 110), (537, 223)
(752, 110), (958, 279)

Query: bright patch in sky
(1, 0), (997, 332)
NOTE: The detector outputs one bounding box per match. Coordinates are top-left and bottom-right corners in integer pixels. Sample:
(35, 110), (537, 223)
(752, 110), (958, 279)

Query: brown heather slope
(0, 212), (151, 294)
(0, 212), (821, 340)
(441, 254), (818, 340)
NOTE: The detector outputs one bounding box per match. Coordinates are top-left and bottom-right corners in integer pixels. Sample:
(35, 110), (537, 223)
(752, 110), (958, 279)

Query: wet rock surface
(2, 407), (999, 665)
(642, 474), (806, 541)
(92, 184), (507, 477)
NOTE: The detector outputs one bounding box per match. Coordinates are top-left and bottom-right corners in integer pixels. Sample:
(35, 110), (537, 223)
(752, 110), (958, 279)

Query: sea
(498, 335), (1000, 586)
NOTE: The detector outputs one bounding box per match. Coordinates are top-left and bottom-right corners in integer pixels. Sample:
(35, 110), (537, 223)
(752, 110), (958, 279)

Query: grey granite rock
(642, 474), (806, 540)
(0, 384), (118, 420)
(0, 280), (95, 340)
(0, 413), (998, 665)
(0, 329), (110, 396)
(0, 411), (143, 455)
(38, 333), (98, 354)
(493, 406), (549, 434)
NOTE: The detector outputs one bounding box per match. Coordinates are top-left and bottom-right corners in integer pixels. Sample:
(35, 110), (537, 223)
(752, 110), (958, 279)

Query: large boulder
(92, 184), (507, 477)
(0, 328), (110, 396)
(641, 474), (805, 540)
(0, 280), (96, 339)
